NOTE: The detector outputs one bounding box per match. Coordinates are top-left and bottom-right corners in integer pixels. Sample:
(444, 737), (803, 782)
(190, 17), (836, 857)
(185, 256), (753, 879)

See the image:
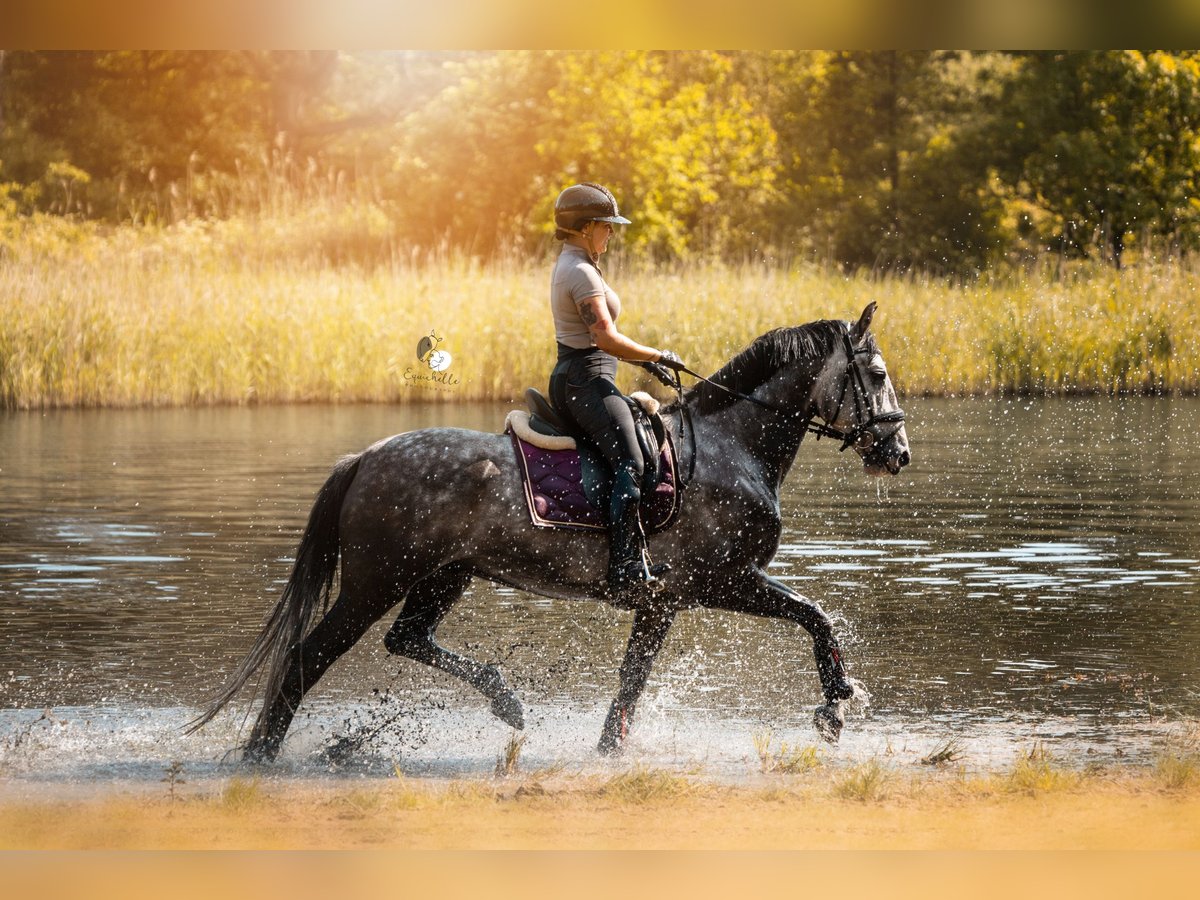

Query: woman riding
(547, 182), (687, 602)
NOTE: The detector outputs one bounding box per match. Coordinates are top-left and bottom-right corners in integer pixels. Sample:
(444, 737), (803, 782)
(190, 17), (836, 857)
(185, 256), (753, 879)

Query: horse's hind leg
(247, 586), (397, 761)
(598, 607), (676, 755)
(383, 563), (525, 730)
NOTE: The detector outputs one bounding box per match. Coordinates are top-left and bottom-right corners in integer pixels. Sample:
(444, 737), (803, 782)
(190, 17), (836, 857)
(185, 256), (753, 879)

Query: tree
(0, 52), (391, 221)
(387, 52), (562, 254)
(992, 51), (1200, 267)
(767, 50), (1009, 272)
(389, 51), (780, 261)
(536, 51), (779, 260)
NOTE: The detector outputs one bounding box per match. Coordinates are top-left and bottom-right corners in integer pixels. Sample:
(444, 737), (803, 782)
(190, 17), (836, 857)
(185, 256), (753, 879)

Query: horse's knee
(786, 593), (834, 637)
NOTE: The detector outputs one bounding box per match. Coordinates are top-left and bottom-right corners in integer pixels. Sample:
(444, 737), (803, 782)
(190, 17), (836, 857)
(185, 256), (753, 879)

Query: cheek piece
(807, 329), (906, 453)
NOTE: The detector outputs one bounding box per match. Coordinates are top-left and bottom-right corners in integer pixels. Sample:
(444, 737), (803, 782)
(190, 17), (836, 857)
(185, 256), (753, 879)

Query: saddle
(505, 388), (680, 533)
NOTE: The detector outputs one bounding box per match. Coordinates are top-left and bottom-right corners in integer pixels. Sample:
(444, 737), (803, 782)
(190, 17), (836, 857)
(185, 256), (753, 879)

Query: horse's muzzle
(862, 431), (910, 477)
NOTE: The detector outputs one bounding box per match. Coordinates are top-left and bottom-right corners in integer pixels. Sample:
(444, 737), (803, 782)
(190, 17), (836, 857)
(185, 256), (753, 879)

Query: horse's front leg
(598, 606), (676, 755)
(704, 569), (864, 743)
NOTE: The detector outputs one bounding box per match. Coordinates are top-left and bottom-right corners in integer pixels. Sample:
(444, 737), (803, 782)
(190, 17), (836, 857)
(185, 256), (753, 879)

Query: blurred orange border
(5, 0), (1200, 50)
(5, 850), (1200, 900)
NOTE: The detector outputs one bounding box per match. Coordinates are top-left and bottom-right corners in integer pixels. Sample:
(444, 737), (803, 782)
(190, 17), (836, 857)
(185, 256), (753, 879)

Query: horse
(188, 302), (910, 761)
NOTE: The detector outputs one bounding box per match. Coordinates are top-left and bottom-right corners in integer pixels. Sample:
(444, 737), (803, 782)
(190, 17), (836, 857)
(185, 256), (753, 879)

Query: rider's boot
(606, 466), (669, 605)
(814, 637), (856, 702)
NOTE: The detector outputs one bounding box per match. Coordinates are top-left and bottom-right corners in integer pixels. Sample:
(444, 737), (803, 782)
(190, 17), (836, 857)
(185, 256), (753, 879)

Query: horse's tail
(185, 452), (363, 735)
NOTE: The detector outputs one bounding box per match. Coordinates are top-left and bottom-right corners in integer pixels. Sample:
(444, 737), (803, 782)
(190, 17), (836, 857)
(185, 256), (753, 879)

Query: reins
(639, 324), (906, 488)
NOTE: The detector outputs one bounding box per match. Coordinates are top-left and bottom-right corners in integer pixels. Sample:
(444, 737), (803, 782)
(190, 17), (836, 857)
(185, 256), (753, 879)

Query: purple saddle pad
(508, 428), (680, 533)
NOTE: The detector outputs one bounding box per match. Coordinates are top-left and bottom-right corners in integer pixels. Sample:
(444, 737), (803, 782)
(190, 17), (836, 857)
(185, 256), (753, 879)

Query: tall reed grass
(2, 215), (1197, 409)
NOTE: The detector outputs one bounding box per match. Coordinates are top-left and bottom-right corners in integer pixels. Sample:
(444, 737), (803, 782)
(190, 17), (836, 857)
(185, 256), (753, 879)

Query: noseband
(804, 329), (907, 453)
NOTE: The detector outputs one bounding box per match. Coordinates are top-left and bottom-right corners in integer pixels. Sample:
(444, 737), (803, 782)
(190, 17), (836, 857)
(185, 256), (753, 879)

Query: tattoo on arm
(579, 305), (599, 327)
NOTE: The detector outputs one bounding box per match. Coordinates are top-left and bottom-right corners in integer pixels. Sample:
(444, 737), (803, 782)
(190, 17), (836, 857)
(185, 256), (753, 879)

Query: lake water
(1, 398), (1198, 783)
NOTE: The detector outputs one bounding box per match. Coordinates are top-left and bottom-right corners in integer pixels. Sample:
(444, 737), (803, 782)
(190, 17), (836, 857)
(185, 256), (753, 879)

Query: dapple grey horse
(189, 303), (909, 761)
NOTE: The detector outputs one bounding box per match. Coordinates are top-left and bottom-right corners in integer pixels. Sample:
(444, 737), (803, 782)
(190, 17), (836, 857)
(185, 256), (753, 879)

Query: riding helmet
(553, 183), (631, 238)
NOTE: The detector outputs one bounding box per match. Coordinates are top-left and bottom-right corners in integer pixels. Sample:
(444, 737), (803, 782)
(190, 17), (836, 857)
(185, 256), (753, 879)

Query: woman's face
(586, 221), (615, 254)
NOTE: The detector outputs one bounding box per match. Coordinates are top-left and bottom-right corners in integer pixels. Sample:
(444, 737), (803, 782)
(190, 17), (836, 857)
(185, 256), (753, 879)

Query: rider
(547, 182), (686, 602)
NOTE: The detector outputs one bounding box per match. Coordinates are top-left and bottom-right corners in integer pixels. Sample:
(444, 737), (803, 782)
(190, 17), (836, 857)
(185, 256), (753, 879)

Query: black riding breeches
(549, 348), (643, 480)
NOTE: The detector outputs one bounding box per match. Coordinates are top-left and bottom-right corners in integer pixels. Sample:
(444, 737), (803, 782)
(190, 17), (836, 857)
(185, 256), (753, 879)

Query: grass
(832, 759), (892, 802)
(921, 738), (965, 767)
(494, 732), (526, 778)
(752, 728), (823, 775)
(2, 214), (1199, 409)
(161, 761), (186, 806)
(1007, 743), (1080, 796)
(219, 776), (265, 811)
(3, 762), (1200, 849)
(1155, 725), (1200, 792)
(389, 770), (427, 810)
(596, 767), (700, 803)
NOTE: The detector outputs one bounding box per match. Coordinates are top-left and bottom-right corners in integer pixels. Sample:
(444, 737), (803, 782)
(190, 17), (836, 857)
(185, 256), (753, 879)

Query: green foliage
(768, 51), (1013, 272)
(991, 51), (1200, 267)
(4, 51), (1200, 272)
(537, 52), (779, 260)
(387, 51), (561, 254)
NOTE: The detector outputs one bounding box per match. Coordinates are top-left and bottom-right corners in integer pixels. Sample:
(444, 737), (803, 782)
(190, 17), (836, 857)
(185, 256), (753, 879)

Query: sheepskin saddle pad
(504, 390), (680, 533)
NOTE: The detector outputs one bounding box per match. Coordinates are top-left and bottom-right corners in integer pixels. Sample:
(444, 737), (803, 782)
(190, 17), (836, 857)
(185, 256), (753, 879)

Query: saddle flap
(525, 388), (571, 436)
(623, 395), (662, 489)
(508, 416), (681, 535)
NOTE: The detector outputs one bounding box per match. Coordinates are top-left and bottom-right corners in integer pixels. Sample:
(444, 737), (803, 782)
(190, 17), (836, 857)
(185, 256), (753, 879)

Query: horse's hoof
(322, 734), (359, 766)
(490, 691), (525, 730)
(813, 702), (845, 744)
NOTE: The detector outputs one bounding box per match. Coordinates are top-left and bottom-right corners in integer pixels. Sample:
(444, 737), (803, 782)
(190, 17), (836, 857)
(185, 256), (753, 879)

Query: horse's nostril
(899, 450), (911, 467)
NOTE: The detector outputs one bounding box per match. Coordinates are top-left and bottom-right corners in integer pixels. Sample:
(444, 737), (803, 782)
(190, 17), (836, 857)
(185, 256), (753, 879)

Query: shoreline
(3, 764), (1199, 850)
(2, 386), (1199, 414)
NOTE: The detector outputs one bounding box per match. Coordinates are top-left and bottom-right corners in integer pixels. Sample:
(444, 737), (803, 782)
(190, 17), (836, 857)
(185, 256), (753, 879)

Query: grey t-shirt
(550, 244), (621, 350)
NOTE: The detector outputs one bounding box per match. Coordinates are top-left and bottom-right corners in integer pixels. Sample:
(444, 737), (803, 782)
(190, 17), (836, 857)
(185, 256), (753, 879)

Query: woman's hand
(656, 349), (686, 370)
(641, 360), (680, 388)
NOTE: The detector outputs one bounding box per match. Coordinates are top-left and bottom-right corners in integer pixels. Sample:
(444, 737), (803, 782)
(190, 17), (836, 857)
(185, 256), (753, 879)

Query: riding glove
(641, 360), (679, 388)
(656, 349), (686, 371)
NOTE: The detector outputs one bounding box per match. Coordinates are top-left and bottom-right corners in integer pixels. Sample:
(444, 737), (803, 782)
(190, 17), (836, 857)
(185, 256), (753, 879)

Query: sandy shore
(3, 764), (1199, 851)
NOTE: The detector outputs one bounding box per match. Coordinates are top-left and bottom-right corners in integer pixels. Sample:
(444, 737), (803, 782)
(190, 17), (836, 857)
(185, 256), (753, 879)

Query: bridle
(660, 324), (906, 486)
(803, 328), (907, 453)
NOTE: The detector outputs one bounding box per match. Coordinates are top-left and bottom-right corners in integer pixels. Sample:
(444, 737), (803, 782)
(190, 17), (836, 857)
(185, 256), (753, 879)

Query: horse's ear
(851, 302), (877, 346)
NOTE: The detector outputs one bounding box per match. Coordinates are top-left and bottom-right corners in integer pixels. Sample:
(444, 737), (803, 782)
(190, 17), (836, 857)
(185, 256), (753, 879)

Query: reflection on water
(1, 397), (1198, 781)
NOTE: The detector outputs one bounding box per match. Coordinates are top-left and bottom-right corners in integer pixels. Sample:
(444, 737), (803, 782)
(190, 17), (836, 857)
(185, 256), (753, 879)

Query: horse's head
(811, 303), (910, 477)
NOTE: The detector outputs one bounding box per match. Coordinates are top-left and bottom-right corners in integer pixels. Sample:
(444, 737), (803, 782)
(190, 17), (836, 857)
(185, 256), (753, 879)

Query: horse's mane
(682, 319), (875, 415)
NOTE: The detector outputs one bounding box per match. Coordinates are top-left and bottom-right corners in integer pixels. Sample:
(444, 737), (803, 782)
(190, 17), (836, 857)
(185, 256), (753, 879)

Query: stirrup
(608, 558), (670, 596)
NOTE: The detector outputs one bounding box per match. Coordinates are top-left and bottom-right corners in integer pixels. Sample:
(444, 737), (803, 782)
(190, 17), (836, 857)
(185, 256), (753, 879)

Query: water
(1, 398), (1198, 783)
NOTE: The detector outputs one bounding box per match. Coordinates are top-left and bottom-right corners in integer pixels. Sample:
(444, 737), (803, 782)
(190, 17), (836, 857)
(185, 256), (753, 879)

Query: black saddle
(524, 387), (670, 505)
